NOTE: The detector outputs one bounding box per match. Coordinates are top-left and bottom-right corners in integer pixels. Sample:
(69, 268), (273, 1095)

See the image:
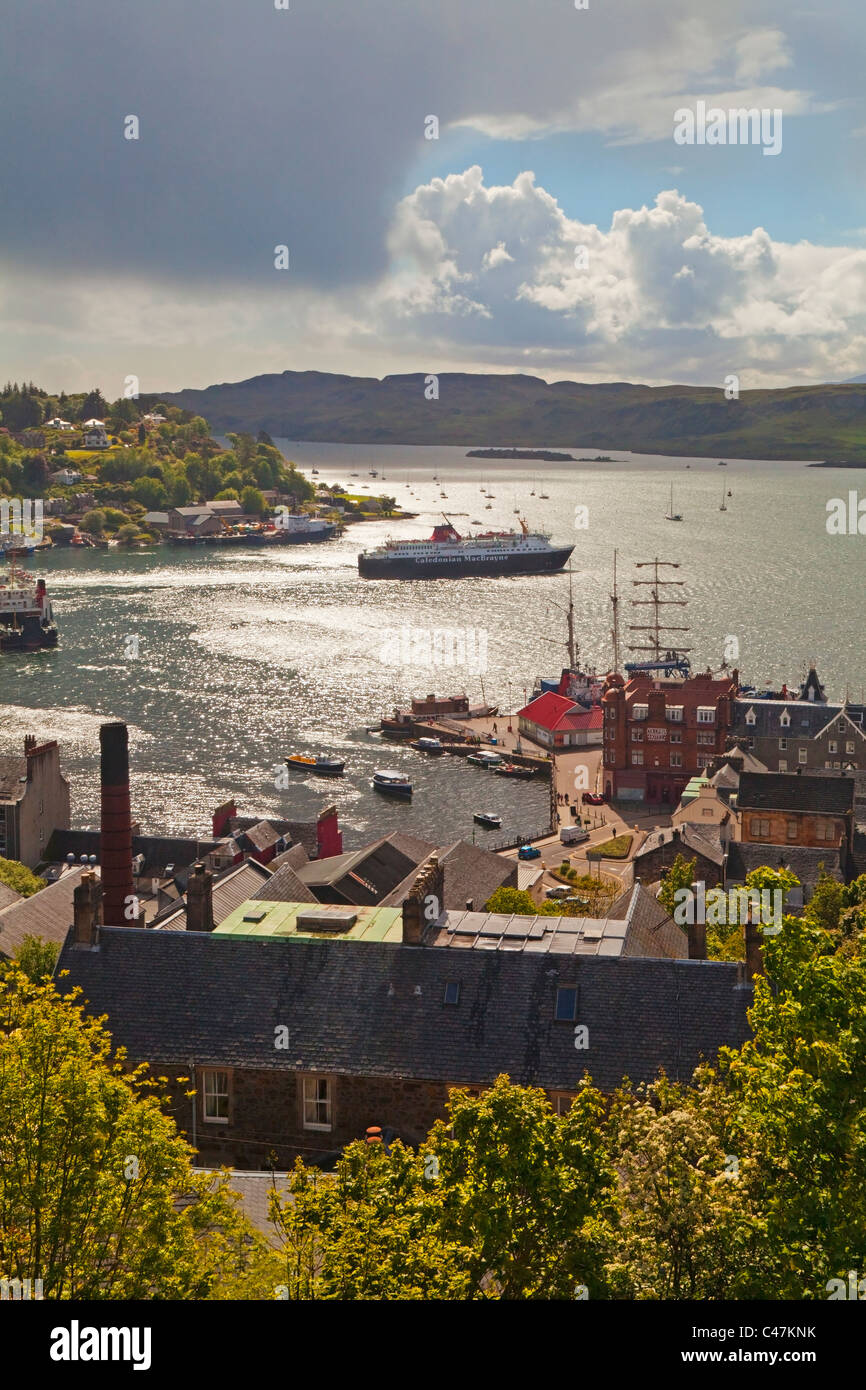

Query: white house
(82, 427), (110, 449)
(45, 417), (74, 431)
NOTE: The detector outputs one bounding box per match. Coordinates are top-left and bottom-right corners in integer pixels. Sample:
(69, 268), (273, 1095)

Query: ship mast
(628, 557), (691, 663)
(610, 549), (620, 674)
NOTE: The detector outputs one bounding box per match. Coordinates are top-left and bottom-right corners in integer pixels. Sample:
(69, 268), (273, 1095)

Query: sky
(1, 0), (865, 395)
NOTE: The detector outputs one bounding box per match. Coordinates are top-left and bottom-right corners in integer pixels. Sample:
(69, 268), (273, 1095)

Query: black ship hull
(0, 617), (58, 651)
(358, 545), (573, 579)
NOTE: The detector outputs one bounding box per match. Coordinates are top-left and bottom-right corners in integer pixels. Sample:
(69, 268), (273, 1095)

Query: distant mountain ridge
(158, 371), (866, 461)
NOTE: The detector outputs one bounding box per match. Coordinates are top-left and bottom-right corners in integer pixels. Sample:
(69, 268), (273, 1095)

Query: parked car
(582, 791), (605, 805)
(546, 885), (571, 900)
(518, 844), (541, 860)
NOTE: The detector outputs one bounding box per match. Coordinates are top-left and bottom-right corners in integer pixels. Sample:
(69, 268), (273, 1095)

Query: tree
(116, 522), (141, 545)
(0, 970), (273, 1298)
(132, 476), (168, 509)
(657, 853), (697, 916)
(0, 856), (45, 898)
(10, 935), (59, 983)
(241, 486), (267, 517)
(79, 388), (107, 421)
(270, 1077), (614, 1300)
(80, 508), (107, 536)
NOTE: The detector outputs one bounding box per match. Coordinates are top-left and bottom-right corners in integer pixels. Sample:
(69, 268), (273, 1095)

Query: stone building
(57, 859), (754, 1169)
(0, 736), (70, 867)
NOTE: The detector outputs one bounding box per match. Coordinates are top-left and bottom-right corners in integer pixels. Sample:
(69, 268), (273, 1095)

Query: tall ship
(0, 565), (59, 650)
(358, 517), (573, 580)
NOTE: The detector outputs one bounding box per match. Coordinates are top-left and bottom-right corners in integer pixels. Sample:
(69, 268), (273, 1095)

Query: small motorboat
(494, 762), (535, 780)
(473, 812), (502, 828)
(410, 736), (444, 754)
(467, 751), (502, 767)
(373, 769), (413, 797)
(286, 753), (345, 775)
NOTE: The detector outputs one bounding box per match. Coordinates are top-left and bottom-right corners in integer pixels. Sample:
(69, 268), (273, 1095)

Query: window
(697, 755), (712, 768)
(778, 759), (788, 772)
(632, 704), (648, 721)
(669, 730), (682, 744)
(202, 1069), (230, 1123)
(745, 708), (756, 726)
(444, 981), (460, 1005)
(670, 752), (683, 768)
(846, 741), (855, 755)
(552, 1094), (573, 1116)
(698, 731), (714, 745)
(829, 741), (838, 754)
(787, 819), (798, 841)
(630, 750), (644, 766)
(747, 737), (755, 749)
(702, 806), (714, 817)
(815, 821), (836, 842)
(750, 817), (770, 838)
(631, 727), (643, 742)
(302, 1075), (333, 1131)
(778, 738), (787, 751)
(697, 707), (715, 724)
(779, 710), (790, 728)
(799, 748), (808, 765)
(555, 986), (577, 1022)
(668, 706), (684, 723)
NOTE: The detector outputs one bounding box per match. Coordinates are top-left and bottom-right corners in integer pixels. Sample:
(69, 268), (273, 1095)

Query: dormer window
(745, 708), (756, 727)
(668, 706), (683, 723)
(779, 709), (790, 728)
(697, 707), (715, 725)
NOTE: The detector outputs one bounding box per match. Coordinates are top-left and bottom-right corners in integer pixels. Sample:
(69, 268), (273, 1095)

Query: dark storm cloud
(0, 0), (739, 289)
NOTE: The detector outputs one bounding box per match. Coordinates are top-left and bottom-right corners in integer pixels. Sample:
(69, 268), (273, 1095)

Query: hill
(156, 372), (866, 461)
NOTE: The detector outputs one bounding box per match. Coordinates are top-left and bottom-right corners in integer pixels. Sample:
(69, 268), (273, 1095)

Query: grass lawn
(587, 833), (633, 860)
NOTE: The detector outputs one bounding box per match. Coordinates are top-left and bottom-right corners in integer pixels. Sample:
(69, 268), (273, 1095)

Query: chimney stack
(402, 854), (444, 944)
(186, 861), (214, 932)
(744, 907), (763, 981)
(100, 722), (134, 927)
(73, 870), (103, 947)
(24, 734), (36, 754)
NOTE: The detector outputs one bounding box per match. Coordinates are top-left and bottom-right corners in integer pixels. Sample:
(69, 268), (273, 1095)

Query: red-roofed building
(517, 692), (604, 748)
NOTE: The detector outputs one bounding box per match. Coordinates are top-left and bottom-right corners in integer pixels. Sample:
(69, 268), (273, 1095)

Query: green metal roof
(680, 776), (712, 804)
(214, 900), (404, 943)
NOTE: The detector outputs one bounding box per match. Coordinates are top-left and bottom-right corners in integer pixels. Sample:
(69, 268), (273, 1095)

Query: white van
(560, 826), (589, 846)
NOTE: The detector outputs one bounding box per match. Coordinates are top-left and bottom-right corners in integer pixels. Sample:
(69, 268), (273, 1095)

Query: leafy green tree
(10, 935), (59, 982)
(657, 853), (697, 916)
(116, 522), (141, 545)
(80, 508), (107, 535)
(132, 475), (168, 509)
(0, 856), (44, 898)
(0, 971), (272, 1298)
(241, 486), (266, 517)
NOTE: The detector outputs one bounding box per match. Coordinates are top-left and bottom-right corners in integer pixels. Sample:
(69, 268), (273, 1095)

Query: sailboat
(539, 481), (549, 498)
(719, 480), (727, 512)
(665, 483), (683, 521)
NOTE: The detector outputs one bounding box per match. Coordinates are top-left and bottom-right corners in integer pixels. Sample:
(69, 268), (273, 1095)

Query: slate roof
(252, 861), (317, 904)
(0, 882), (22, 912)
(44, 830), (221, 875)
(732, 700), (861, 741)
(152, 859), (273, 931)
(298, 838), (418, 904)
(725, 842), (843, 890)
(634, 824), (724, 868)
(0, 755), (27, 801)
(0, 866), (87, 958)
(737, 772), (854, 815)
(239, 820), (283, 854)
(606, 883), (688, 959)
(56, 927), (752, 1092)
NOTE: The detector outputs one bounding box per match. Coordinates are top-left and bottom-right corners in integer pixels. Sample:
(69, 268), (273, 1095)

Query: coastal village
(2, 641), (862, 1174)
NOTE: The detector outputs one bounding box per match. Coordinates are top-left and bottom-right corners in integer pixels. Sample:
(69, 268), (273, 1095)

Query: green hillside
(157, 372), (866, 461)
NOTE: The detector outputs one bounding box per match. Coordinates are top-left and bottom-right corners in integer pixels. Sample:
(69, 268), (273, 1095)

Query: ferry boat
(286, 753), (345, 775)
(358, 518), (573, 579)
(0, 566), (59, 650)
(372, 769), (413, 798)
(409, 736), (444, 754)
(473, 812), (501, 828)
(275, 515), (337, 544)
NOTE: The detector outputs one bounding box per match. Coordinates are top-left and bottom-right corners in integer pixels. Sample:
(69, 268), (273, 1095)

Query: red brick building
(601, 670), (738, 805)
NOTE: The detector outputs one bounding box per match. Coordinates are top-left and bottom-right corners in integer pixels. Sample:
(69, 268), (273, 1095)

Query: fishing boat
(664, 483), (683, 521)
(494, 763), (535, 780)
(409, 736), (444, 754)
(286, 753), (345, 775)
(473, 812), (502, 828)
(372, 769), (413, 798)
